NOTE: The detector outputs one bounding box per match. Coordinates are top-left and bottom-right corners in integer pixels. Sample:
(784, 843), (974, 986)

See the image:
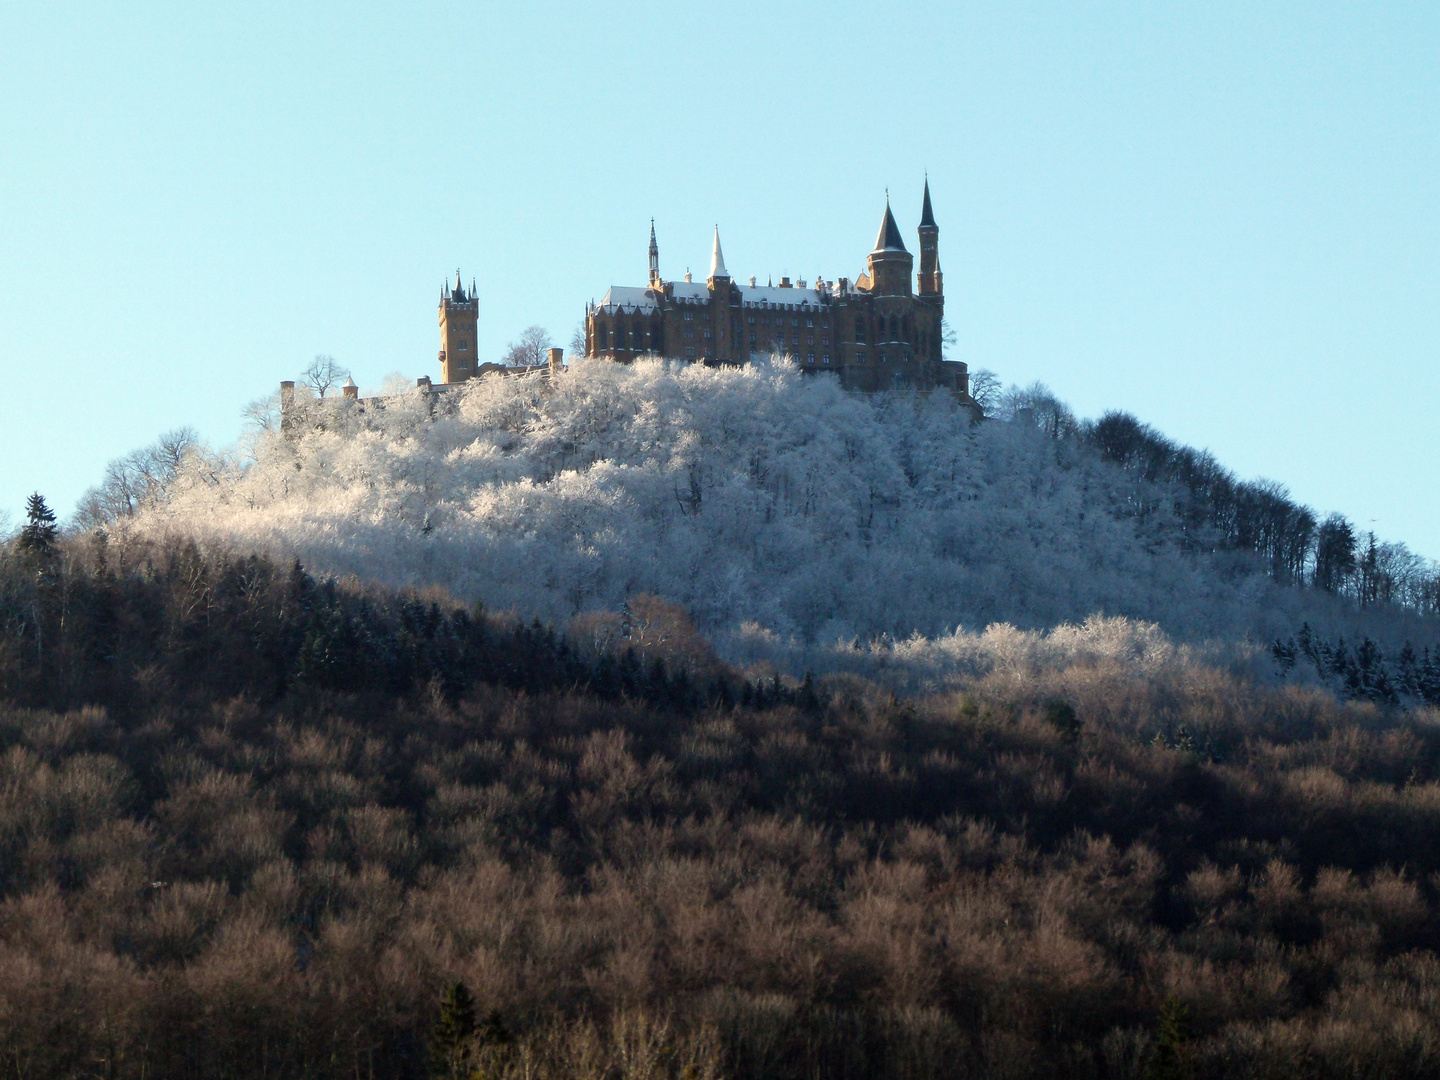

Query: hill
(2, 542), (1440, 1078)
(91, 358), (1437, 689)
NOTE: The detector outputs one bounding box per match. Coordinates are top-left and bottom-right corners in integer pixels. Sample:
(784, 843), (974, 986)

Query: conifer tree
(1150, 995), (1193, 1080)
(16, 492), (57, 557)
(429, 980), (477, 1080)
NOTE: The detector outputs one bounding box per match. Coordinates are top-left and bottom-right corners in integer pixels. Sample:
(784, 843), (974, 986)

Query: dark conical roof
(873, 200), (908, 253)
(920, 178), (936, 228)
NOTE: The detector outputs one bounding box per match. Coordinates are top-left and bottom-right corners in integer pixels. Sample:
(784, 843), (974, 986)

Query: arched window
(597, 325), (608, 349)
(631, 325), (641, 349)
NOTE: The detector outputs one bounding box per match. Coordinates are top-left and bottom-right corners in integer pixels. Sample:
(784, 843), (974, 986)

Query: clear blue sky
(2, 2), (1436, 555)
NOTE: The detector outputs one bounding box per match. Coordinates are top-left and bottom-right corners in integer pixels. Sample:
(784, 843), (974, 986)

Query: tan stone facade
(438, 272), (479, 384)
(584, 184), (971, 398)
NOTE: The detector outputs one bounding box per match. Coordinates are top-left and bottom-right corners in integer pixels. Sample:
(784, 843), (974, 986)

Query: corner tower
(865, 198), (913, 296)
(917, 179), (941, 295)
(438, 270), (478, 384)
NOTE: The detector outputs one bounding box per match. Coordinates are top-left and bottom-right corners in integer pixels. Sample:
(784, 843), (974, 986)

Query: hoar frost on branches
(110, 356), (1422, 670)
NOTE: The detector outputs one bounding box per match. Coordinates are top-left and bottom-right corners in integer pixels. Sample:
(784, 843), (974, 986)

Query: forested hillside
(3, 539), (1440, 1078)
(80, 359), (1436, 686)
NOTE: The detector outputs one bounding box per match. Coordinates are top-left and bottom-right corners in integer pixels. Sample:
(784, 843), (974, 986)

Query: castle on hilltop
(583, 181), (972, 397)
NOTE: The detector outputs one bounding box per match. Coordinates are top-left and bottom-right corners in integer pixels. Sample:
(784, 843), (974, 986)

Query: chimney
(779, 276), (791, 288)
(547, 347), (564, 378)
(416, 376), (432, 391)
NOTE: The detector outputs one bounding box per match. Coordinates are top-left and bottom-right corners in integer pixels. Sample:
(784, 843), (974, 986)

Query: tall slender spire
(920, 176), (936, 228)
(917, 178), (941, 295)
(708, 225), (729, 282)
(648, 218), (660, 286)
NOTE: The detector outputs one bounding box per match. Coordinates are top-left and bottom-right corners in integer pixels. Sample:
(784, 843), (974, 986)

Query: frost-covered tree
(74, 427), (200, 528)
(301, 354), (349, 398)
(502, 325), (552, 368)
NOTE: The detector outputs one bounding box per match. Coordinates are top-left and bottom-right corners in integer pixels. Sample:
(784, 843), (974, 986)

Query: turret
(648, 219), (660, 288)
(917, 178), (941, 295)
(865, 197), (913, 297)
(438, 269), (479, 384)
(706, 226), (730, 291)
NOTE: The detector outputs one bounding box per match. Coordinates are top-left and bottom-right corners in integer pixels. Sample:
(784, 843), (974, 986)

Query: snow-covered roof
(598, 286), (661, 312)
(599, 280), (846, 312)
(739, 284), (831, 307)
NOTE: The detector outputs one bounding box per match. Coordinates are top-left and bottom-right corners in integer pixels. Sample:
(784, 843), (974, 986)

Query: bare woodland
(2, 537), (1440, 1078)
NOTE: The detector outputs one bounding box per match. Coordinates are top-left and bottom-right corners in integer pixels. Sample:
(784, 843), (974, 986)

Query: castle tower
(438, 270), (478, 384)
(866, 198), (913, 297)
(707, 227), (734, 360)
(648, 219), (660, 288)
(917, 178), (942, 295)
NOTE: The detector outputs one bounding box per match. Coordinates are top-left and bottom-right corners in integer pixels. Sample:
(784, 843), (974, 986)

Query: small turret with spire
(648, 219), (660, 288)
(707, 225), (730, 290)
(865, 194), (913, 297)
(917, 177), (941, 295)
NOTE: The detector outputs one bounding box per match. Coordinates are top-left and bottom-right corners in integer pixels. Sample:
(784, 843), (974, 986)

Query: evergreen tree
(1150, 995), (1193, 1080)
(16, 492), (57, 557)
(429, 981), (477, 1080)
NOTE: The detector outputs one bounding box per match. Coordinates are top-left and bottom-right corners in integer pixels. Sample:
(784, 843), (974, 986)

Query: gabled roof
(873, 201), (908, 253)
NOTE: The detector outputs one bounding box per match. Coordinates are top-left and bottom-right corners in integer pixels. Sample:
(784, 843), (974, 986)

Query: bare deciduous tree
(74, 426), (201, 527)
(502, 326), (552, 369)
(302, 354), (349, 398)
(967, 368), (1002, 414)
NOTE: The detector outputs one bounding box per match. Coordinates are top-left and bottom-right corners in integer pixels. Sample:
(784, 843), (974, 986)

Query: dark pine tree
(429, 981), (477, 1080)
(16, 492), (58, 557)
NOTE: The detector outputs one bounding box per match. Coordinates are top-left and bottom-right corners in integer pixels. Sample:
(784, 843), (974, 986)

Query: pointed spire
(708, 225), (729, 280)
(648, 218), (660, 285)
(920, 176), (936, 229)
(873, 198), (908, 253)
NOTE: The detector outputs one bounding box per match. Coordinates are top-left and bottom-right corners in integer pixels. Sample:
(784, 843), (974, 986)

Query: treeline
(6, 533), (1440, 1076)
(1083, 409), (1439, 614)
(1273, 623), (1440, 707)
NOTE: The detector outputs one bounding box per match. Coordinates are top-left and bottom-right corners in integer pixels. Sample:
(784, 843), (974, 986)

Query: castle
(582, 182), (971, 397)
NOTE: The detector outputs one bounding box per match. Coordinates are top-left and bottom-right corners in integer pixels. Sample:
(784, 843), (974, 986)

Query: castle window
(791, 334), (799, 346)
(684, 326), (695, 339)
(458, 341), (468, 351)
(747, 316), (755, 324)
(807, 336), (814, 346)
(855, 324), (866, 344)
(597, 326), (608, 348)
(684, 346), (696, 358)
(822, 354), (830, 364)
(805, 319), (813, 327)
(806, 353), (815, 364)
(749, 334), (756, 346)
(791, 317), (799, 327)
(684, 311), (694, 321)
(880, 352), (887, 363)
(702, 329), (711, 339)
